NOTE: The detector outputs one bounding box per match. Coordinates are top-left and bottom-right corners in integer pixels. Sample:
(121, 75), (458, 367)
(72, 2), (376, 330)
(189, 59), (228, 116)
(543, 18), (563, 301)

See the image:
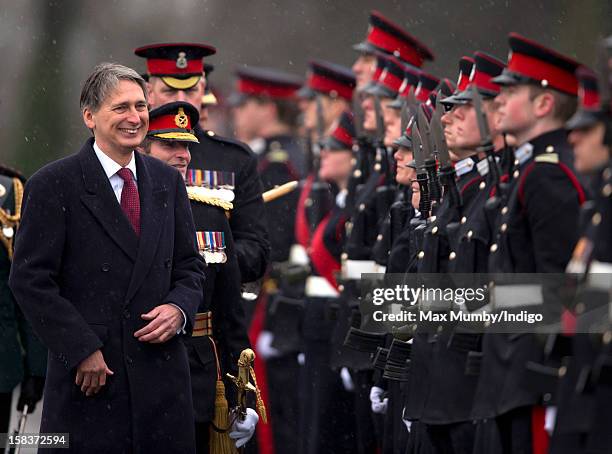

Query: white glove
(369, 386), (388, 414)
(340, 367), (355, 392)
(297, 352), (305, 365)
(256, 330), (281, 360)
(401, 407), (412, 432)
(229, 408), (259, 448)
(544, 406), (557, 436)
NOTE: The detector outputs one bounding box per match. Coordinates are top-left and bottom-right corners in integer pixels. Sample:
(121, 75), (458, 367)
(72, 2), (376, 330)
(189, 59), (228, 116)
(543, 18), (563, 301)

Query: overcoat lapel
(79, 140), (139, 262)
(125, 152), (168, 301)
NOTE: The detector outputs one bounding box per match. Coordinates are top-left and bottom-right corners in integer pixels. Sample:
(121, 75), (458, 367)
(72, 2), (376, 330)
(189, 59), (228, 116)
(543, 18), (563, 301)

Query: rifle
(416, 105), (442, 206)
(6, 405), (28, 454)
(410, 121), (431, 219)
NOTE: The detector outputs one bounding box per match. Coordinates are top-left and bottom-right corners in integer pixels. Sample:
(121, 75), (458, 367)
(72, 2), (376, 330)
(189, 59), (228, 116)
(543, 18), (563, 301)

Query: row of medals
(200, 248), (227, 264)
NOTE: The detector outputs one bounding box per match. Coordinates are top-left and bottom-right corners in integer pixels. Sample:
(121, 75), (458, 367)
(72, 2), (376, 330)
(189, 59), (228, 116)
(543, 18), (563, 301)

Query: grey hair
(80, 62), (147, 113)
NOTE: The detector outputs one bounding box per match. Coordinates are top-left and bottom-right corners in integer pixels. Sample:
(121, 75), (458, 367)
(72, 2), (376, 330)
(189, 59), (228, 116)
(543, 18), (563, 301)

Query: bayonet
(416, 105), (441, 204)
(411, 122), (431, 218)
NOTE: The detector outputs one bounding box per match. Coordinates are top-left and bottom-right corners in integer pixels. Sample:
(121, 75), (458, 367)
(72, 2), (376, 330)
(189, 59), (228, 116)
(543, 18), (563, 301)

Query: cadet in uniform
(550, 65), (611, 454)
(140, 101), (258, 452)
(473, 33), (584, 454)
(134, 42), (270, 284)
(0, 165), (46, 434)
(229, 66), (305, 454)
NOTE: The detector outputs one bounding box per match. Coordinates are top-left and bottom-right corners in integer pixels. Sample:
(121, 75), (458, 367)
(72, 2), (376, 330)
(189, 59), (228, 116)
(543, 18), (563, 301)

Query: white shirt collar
(93, 141), (137, 180)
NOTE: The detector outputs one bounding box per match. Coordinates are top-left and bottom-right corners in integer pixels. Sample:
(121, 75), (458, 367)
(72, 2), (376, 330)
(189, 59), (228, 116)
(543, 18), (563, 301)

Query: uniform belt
(305, 276), (339, 298)
(491, 284), (543, 309)
(192, 311), (213, 337)
(342, 259), (378, 280)
(289, 243), (310, 266)
(587, 261), (612, 291)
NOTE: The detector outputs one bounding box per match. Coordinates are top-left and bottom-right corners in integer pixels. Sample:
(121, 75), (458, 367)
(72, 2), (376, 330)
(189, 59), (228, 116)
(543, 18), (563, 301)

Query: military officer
(140, 101), (258, 452)
(0, 165), (46, 434)
(134, 42), (270, 284)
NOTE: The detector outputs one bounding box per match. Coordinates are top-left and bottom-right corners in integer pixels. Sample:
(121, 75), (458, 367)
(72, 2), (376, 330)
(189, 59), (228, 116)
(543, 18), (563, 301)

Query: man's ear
(533, 91), (555, 119)
(83, 108), (95, 130)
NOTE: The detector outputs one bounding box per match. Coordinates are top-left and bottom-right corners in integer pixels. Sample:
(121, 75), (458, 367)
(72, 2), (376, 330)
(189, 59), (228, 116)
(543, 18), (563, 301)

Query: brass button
(418, 251), (425, 259)
(359, 203), (366, 211)
(449, 251), (456, 260)
(603, 184), (611, 197)
(603, 168), (611, 180)
(559, 366), (567, 377)
(341, 253), (348, 261)
(514, 159), (520, 166)
(374, 163), (382, 172)
(603, 331), (612, 344)
(207, 130), (215, 136)
(543, 393), (551, 402)
(461, 216), (467, 224)
(351, 158), (357, 166)
(545, 145), (554, 153)
(338, 285), (345, 292)
(467, 230), (473, 239)
(513, 170), (519, 179)
(430, 215), (437, 222)
(501, 206), (508, 215)
(305, 198), (313, 207)
(592, 212), (602, 225)
(432, 226), (439, 234)
(500, 223), (507, 233)
(490, 243), (498, 253)
(479, 181), (486, 190)
(354, 169), (362, 178)
(377, 234), (383, 241)
(541, 79), (549, 87)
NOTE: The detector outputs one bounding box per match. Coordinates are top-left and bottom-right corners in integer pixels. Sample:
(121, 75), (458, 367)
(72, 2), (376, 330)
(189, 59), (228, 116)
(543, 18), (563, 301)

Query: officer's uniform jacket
(191, 126), (270, 282)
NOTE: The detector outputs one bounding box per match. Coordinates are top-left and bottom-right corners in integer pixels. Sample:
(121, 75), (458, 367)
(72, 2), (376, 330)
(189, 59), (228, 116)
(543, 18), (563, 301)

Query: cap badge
(176, 51), (188, 69)
(175, 107), (189, 129)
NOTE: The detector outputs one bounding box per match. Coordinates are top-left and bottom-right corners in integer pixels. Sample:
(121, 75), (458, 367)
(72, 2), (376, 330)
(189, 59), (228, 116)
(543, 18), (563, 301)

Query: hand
(544, 406), (557, 436)
(75, 350), (114, 397)
(256, 331), (280, 360)
(134, 304), (183, 343)
(17, 376), (45, 413)
(369, 386), (388, 414)
(229, 408), (259, 448)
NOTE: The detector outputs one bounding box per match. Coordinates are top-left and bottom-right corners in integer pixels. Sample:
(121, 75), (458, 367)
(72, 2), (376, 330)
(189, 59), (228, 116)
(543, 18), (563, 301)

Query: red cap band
(149, 112), (193, 132)
(471, 70), (500, 94)
(581, 87), (600, 110)
(457, 72), (470, 91)
(367, 27), (424, 68)
(508, 52), (578, 95)
(146, 58), (203, 76)
(332, 125), (353, 148)
(309, 73), (354, 100)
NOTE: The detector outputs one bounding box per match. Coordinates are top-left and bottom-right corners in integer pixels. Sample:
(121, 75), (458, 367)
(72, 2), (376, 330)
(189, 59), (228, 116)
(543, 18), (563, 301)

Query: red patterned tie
(116, 168), (140, 236)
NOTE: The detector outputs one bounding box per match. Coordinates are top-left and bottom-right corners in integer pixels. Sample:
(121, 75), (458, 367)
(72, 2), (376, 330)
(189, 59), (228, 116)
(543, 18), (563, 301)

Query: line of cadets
(219, 10), (612, 454)
(2, 9), (611, 454)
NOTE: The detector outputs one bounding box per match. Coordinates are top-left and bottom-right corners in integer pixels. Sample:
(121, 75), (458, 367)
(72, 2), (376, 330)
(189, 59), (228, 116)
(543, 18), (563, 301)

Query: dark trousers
(496, 406), (535, 454)
(0, 392), (11, 434)
(383, 381), (409, 454)
(424, 421), (475, 454)
(472, 419), (503, 454)
(266, 355), (300, 454)
(195, 421), (210, 454)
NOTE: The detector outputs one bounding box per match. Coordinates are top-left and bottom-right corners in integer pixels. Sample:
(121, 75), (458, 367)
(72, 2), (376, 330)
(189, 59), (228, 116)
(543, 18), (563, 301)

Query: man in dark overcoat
(9, 62), (205, 453)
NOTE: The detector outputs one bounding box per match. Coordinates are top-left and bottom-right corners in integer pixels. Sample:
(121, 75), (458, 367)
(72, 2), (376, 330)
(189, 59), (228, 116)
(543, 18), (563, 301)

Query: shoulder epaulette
(201, 130), (254, 155)
(186, 185), (233, 210)
(535, 153), (559, 164)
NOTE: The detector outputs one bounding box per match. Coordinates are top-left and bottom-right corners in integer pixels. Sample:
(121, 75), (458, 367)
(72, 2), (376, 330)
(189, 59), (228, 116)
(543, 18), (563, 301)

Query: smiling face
(83, 79), (149, 159)
(147, 140), (191, 177)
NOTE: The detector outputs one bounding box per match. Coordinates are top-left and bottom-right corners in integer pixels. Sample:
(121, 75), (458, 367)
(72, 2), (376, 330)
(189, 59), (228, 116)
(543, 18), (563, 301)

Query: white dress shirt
(92, 141), (186, 334)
